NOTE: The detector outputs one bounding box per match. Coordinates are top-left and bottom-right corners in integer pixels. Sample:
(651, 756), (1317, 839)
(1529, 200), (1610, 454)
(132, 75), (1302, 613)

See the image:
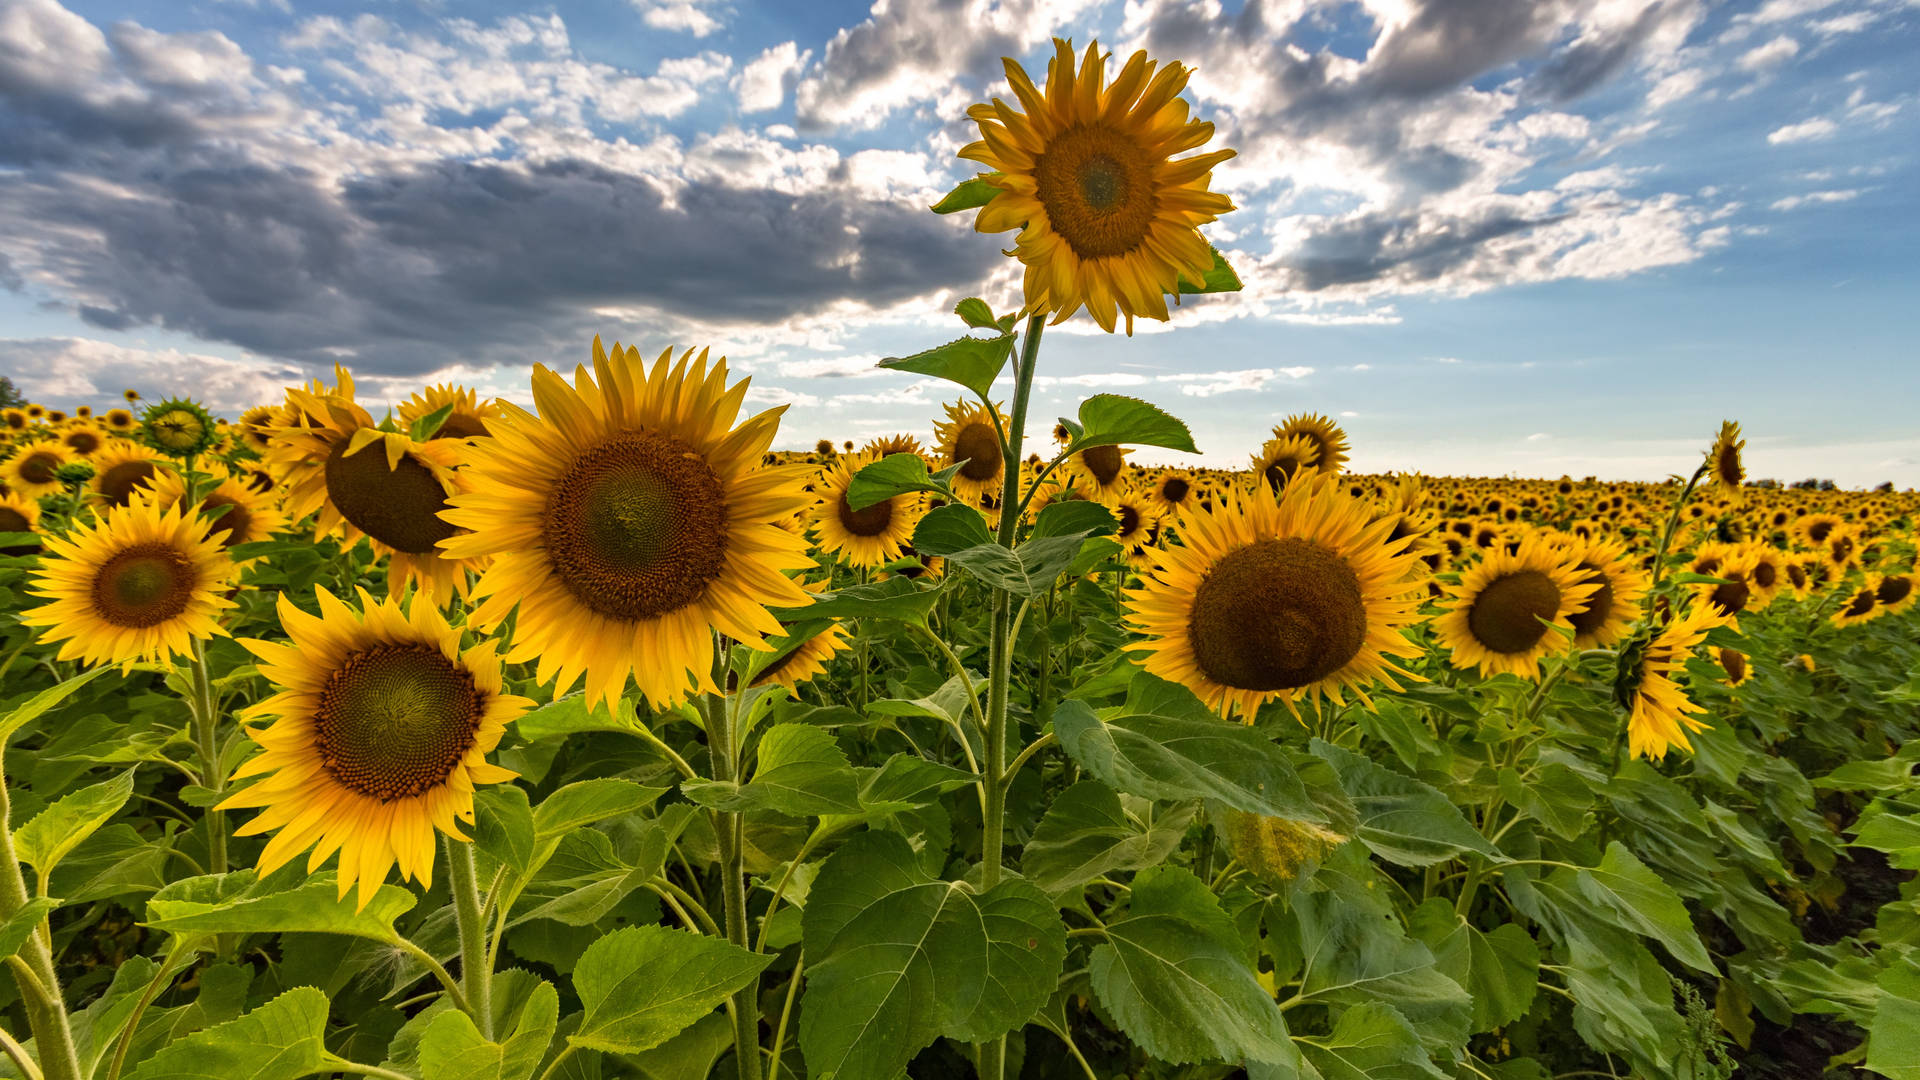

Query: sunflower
(1717, 647), (1751, 688)
(1792, 513), (1845, 550)
(1831, 582), (1880, 628)
(440, 338), (814, 713)
(1125, 475), (1425, 719)
(1068, 442), (1132, 502)
(1250, 434), (1320, 493)
(932, 399), (1009, 502)
(399, 383), (500, 442)
(2, 409), (28, 434)
(1744, 544), (1790, 609)
(862, 433), (923, 458)
(102, 408), (135, 433)
(87, 440), (170, 509)
(745, 582), (850, 693)
(269, 368), (475, 602)
(235, 405), (279, 455)
(1148, 470), (1199, 517)
(1432, 537), (1598, 680)
(1707, 421), (1744, 492)
(1557, 534), (1647, 649)
(1874, 571), (1917, 616)
(1110, 487), (1161, 568)
(140, 397), (217, 458)
(1621, 602), (1731, 760)
(0, 490), (41, 556)
(1821, 527), (1860, 572)
(1692, 548), (1759, 626)
(21, 497), (234, 666)
(58, 422), (109, 459)
(141, 462), (287, 552)
(1274, 413), (1350, 475)
(2, 440), (71, 499)
(217, 588), (530, 909)
(960, 38), (1236, 334)
(809, 451), (925, 569)
(1782, 556), (1815, 600)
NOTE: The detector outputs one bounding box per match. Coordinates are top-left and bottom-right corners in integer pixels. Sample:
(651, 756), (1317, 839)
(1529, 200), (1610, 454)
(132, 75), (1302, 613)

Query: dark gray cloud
(1531, 1), (1693, 102)
(1277, 207), (1570, 292)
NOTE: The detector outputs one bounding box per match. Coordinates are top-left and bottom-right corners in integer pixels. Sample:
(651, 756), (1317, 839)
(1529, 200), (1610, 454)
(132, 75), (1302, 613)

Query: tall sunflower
(1274, 413), (1350, 475)
(1556, 534), (1647, 649)
(960, 38), (1236, 334)
(21, 498), (234, 666)
(1621, 602), (1731, 760)
(218, 588), (530, 909)
(439, 338), (814, 713)
(399, 383), (500, 442)
(1125, 475), (1425, 719)
(932, 400), (1009, 502)
(1707, 420), (1744, 492)
(809, 451), (925, 569)
(1432, 537), (1598, 680)
(1067, 442), (1132, 502)
(1250, 434), (1319, 493)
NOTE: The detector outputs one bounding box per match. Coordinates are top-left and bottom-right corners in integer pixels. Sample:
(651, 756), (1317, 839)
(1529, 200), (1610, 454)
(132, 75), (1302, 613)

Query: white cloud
(1736, 35), (1799, 71)
(1770, 188), (1863, 210)
(736, 40), (810, 113)
(631, 0), (723, 37)
(0, 337), (300, 414)
(775, 354), (886, 378)
(1156, 368), (1314, 397)
(1767, 117), (1838, 143)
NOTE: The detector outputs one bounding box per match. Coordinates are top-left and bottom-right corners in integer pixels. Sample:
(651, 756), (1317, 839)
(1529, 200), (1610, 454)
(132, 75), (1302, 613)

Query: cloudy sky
(0, 0), (1914, 484)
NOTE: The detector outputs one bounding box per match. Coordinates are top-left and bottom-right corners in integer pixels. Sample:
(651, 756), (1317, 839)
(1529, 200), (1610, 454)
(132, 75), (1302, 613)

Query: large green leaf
(844, 453), (967, 512)
(623, 1012), (734, 1080)
(930, 176), (1002, 214)
(1309, 740), (1499, 866)
(1089, 866), (1293, 1065)
(1064, 394), (1198, 455)
(1023, 781), (1196, 897)
(1055, 700), (1322, 820)
(1296, 1002), (1448, 1080)
(1870, 958), (1920, 1079)
(419, 978), (558, 1080)
(1574, 842), (1714, 973)
(146, 874), (414, 944)
(799, 831), (1067, 1080)
(124, 987), (332, 1080)
(0, 664), (115, 743)
(682, 724), (862, 816)
(13, 767), (135, 882)
(532, 779), (663, 836)
(569, 926), (772, 1054)
(1407, 900), (1538, 1033)
(878, 333), (1015, 399)
(770, 575), (942, 626)
(473, 785), (536, 875)
(0, 897), (58, 961)
(1289, 890), (1471, 1050)
(514, 693), (633, 741)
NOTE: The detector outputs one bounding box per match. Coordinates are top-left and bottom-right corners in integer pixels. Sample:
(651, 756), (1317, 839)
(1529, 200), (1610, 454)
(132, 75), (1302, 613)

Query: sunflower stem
(447, 840), (493, 1039)
(0, 745), (83, 1080)
(703, 690), (763, 1080)
(186, 639), (227, 877)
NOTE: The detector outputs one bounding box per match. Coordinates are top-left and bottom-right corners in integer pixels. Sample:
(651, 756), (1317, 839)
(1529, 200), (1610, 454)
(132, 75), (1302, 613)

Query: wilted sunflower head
(139, 397), (217, 458)
(959, 38), (1236, 334)
(1223, 809), (1346, 886)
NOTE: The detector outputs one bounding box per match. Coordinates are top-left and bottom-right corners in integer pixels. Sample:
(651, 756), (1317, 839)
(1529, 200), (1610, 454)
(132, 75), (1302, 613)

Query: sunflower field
(2, 35), (1919, 1080)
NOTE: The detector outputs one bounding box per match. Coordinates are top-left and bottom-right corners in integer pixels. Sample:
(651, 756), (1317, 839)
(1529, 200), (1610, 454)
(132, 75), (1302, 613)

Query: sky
(0, 0), (1915, 486)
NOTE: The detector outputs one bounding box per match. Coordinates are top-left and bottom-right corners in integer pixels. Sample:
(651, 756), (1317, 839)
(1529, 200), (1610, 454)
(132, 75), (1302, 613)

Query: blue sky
(0, 0), (1915, 484)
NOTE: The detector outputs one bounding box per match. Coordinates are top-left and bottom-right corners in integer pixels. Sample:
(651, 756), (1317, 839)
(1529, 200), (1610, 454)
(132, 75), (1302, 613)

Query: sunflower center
(1786, 563), (1808, 589)
(1709, 573), (1750, 616)
(543, 430), (729, 622)
(1081, 445), (1125, 486)
(1467, 570), (1560, 654)
(434, 413), (490, 440)
(836, 490), (894, 537)
(1117, 504), (1141, 538)
(1034, 124), (1158, 259)
(0, 507), (28, 533)
(64, 431), (101, 455)
(1716, 445), (1740, 483)
(1161, 477), (1190, 504)
(1751, 561), (1777, 589)
(313, 645), (481, 802)
(1566, 565), (1613, 635)
(1844, 590), (1875, 617)
(1719, 648), (1747, 683)
(323, 438), (457, 555)
(20, 453), (60, 485)
(1877, 576), (1912, 605)
(201, 493), (252, 548)
(90, 542), (195, 628)
(1264, 456), (1306, 491)
(1187, 538), (1367, 692)
(1808, 521), (1834, 542)
(953, 422), (1002, 482)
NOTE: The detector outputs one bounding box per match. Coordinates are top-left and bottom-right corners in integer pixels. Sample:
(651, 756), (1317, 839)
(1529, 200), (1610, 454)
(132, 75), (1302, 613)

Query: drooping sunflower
(218, 587), (530, 909)
(1432, 537), (1598, 680)
(399, 383), (500, 442)
(269, 368), (475, 602)
(809, 451), (925, 569)
(1250, 434), (1320, 493)
(439, 338), (814, 713)
(87, 440), (171, 509)
(235, 405), (279, 455)
(21, 498), (234, 666)
(1717, 647), (1751, 688)
(1831, 582), (1880, 628)
(932, 400), (1009, 502)
(1707, 420), (1744, 492)
(1125, 475), (1426, 719)
(1274, 413), (1350, 476)
(743, 582), (850, 693)
(1692, 548), (1759, 626)
(1621, 601), (1731, 760)
(1556, 534), (1647, 649)
(1874, 571), (1917, 616)
(2, 440), (70, 499)
(0, 491), (41, 556)
(141, 462), (287, 552)
(960, 38), (1236, 334)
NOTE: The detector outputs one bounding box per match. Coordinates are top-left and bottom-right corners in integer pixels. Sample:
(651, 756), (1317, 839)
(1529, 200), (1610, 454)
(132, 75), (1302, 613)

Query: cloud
(737, 40), (809, 113)
(1767, 117), (1838, 142)
(630, 0), (724, 37)
(1735, 35), (1799, 71)
(775, 353), (886, 378)
(1770, 188), (1862, 210)
(1156, 367), (1314, 397)
(0, 336), (301, 412)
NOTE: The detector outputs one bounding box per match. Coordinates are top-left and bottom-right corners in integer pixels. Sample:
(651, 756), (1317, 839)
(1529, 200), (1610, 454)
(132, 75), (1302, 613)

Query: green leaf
(843, 755), (978, 817)
(515, 694), (633, 741)
(146, 874), (414, 944)
(532, 779), (663, 837)
(1407, 900), (1538, 1033)
(1065, 394), (1198, 455)
(682, 724), (862, 816)
(1175, 245), (1244, 294)
(845, 452), (965, 512)
(800, 831), (1067, 1080)
(1870, 959), (1920, 1079)
(474, 785), (536, 875)
(1309, 740), (1500, 866)
(1023, 781), (1196, 897)
(930, 176), (1001, 214)
(1291, 890), (1471, 1049)
(569, 926), (773, 1055)
(1296, 1002), (1447, 1080)
(878, 333), (1014, 400)
(420, 979), (558, 1080)
(124, 986), (331, 1080)
(409, 401), (456, 441)
(0, 896), (58, 961)
(771, 575), (941, 626)
(1030, 499), (1116, 540)
(912, 503), (996, 554)
(1055, 700), (1323, 820)
(0, 664), (115, 743)
(623, 1012), (734, 1080)
(1575, 842), (1714, 973)
(1089, 866), (1292, 1065)
(13, 767), (134, 882)
(954, 297), (1000, 330)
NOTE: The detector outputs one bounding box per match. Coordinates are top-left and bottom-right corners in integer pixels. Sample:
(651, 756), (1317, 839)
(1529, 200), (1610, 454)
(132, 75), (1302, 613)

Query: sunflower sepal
(930, 175), (1003, 215)
(1174, 245), (1244, 295)
(407, 402), (456, 442)
(1062, 393), (1198, 456)
(846, 453), (965, 512)
(878, 332), (1016, 400)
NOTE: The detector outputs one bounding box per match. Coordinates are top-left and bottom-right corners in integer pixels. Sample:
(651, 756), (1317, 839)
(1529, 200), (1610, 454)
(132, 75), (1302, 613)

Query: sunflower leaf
(682, 724), (862, 816)
(0, 897), (59, 962)
(408, 402), (456, 442)
(954, 297), (1000, 330)
(930, 176), (1002, 214)
(846, 452), (961, 511)
(1024, 781), (1197, 898)
(0, 663), (116, 744)
(1174, 245), (1243, 294)
(123, 986), (332, 1080)
(418, 977), (558, 1080)
(878, 333), (1015, 400)
(569, 926), (773, 1054)
(1308, 739), (1502, 866)
(1055, 699), (1323, 821)
(146, 873), (415, 945)
(1065, 394), (1199, 455)
(771, 576), (942, 626)
(14, 768), (136, 883)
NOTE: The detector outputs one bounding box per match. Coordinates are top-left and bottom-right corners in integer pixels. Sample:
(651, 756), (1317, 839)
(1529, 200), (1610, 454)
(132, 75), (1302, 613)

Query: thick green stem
(0, 747), (83, 1080)
(187, 641), (227, 876)
(447, 841), (493, 1039)
(703, 692), (762, 1080)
